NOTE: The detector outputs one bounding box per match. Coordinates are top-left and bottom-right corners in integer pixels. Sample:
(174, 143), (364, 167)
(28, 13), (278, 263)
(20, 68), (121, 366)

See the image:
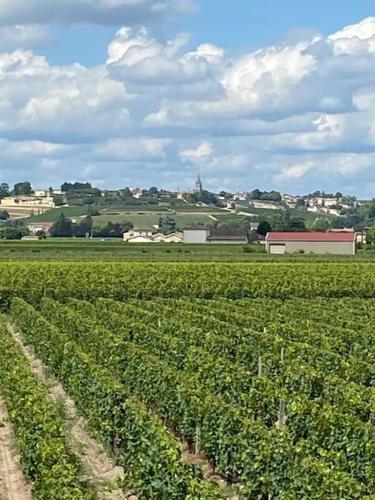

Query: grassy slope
(24, 202), (341, 232)
(27, 207), (89, 222)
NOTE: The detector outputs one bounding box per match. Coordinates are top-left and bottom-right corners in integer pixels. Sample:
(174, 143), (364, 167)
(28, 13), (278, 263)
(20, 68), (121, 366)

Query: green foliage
(188, 190), (220, 205)
(50, 213), (73, 237)
(3, 260), (375, 498)
(61, 182), (93, 192)
(11, 298), (224, 499)
(0, 318), (92, 499)
(250, 189), (282, 202)
(257, 220), (272, 235)
(13, 181), (32, 195)
(158, 216), (178, 234)
(0, 182), (9, 198)
(93, 221), (133, 238)
(0, 226), (23, 239)
(288, 217), (306, 231)
(29, 295), (373, 498)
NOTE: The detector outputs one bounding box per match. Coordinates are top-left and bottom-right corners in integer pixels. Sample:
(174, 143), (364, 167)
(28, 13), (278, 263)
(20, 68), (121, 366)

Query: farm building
(266, 232), (356, 255)
(123, 229), (183, 243)
(183, 227), (248, 244)
(123, 229), (154, 242)
(28, 222), (54, 235)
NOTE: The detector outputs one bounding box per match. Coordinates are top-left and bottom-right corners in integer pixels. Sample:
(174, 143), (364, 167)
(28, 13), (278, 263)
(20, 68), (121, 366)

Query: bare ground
(0, 398), (32, 500)
(8, 323), (129, 500)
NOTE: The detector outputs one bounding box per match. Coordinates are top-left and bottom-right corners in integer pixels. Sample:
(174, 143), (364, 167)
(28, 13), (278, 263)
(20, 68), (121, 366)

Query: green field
(26, 205), (222, 229)
(0, 239), (266, 261)
(27, 206), (89, 222)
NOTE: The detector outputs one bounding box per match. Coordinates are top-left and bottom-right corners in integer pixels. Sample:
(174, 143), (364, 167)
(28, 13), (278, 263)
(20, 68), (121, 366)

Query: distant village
(0, 177), (373, 255)
(0, 177), (361, 218)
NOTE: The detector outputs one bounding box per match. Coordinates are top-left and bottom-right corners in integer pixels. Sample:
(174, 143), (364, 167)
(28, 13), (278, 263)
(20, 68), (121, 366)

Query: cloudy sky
(0, 0), (375, 196)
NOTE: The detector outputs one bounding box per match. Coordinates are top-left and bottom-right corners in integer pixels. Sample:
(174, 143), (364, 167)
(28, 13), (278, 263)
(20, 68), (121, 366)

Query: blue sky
(42, 0), (375, 66)
(0, 0), (375, 196)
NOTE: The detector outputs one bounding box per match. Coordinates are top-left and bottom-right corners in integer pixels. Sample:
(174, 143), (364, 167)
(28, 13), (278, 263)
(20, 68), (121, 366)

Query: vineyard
(0, 262), (373, 499)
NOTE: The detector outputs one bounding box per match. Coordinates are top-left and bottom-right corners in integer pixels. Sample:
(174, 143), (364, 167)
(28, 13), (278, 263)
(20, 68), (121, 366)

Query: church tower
(194, 171), (203, 193)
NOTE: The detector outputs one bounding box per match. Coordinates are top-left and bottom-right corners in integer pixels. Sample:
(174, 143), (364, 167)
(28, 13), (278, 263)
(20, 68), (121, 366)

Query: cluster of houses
(123, 226), (361, 255)
(123, 226), (262, 245)
(0, 194), (56, 218)
(123, 229), (183, 243)
(0, 189), (62, 219)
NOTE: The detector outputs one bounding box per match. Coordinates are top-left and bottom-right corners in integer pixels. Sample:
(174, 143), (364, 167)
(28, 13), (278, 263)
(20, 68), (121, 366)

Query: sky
(0, 1), (375, 197)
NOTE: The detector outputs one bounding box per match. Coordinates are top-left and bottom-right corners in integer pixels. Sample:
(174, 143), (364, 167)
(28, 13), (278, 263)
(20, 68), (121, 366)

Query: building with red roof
(265, 231), (356, 255)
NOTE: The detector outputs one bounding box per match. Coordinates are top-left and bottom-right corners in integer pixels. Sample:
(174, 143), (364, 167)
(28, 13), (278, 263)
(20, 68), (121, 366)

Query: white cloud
(329, 17), (375, 55)
(180, 141), (213, 161)
(0, 17), (375, 195)
(278, 163), (313, 180)
(0, 25), (48, 50)
(107, 27), (219, 85)
(222, 41), (317, 108)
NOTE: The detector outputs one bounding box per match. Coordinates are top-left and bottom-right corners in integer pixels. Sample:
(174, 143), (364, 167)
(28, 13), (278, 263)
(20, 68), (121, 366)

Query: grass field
(26, 205), (222, 228)
(27, 206), (89, 222)
(0, 239), (264, 261)
(0, 238), (373, 261)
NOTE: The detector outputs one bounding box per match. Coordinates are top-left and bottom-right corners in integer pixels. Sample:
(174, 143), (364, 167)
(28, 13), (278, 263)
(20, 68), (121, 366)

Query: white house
(164, 232), (183, 243)
(123, 229), (154, 242)
(123, 230), (183, 243)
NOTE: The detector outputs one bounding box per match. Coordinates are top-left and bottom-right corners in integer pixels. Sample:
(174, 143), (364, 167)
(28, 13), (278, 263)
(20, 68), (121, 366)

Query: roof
(28, 221), (54, 227)
(266, 231), (356, 242)
(184, 225), (210, 231)
(208, 228), (248, 241)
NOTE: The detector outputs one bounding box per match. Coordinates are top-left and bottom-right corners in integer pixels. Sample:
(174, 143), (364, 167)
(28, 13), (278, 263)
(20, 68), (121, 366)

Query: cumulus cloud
(0, 0), (196, 26)
(180, 141), (213, 161)
(0, 17), (375, 195)
(0, 50), (130, 140)
(107, 27), (222, 86)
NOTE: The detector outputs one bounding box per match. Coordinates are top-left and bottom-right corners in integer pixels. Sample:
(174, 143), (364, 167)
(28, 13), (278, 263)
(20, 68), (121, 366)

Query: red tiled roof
(266, 231), (355, 242)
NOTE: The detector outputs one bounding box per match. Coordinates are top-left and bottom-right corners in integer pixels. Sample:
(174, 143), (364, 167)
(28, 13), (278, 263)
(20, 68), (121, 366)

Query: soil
(8, 323), (128, 500)
(0, 398), (32, 500)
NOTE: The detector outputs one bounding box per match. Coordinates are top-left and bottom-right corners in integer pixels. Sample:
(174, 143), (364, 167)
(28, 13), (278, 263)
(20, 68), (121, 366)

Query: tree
(249, 189), (262, 200)
(366, 223), (375, 245)
(73, 216), (93, 238)
(148, 186), (159, 196)
(0, 210), (9, 221)
(93, 221), (133, 238)
(0, 227), (23, 240)
(296, 198), (305, 208)
(260, 191), (282, 202)
(257, 220), (272, 236)
(288, 218), (306, 232)
(313, 218), (330, 232)
(50, 213), (73, 237)
(53, 195), (65, 207)
(189, 190), (219, 205)
(366, 200), (375, 220)
(0, 183), (9, 198)
(158, 216), (177, 235)
(14, 182), (32, 196)
(61, 182), (92, 192)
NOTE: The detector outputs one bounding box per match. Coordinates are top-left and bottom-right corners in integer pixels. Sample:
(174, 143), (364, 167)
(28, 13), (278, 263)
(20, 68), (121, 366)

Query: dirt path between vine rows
(0, 398), (32, 500)
(8, 323), (133, 500)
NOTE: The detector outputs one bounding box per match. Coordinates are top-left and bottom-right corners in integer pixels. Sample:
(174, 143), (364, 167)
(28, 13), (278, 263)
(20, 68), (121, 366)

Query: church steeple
(194, 171), (203, 193)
